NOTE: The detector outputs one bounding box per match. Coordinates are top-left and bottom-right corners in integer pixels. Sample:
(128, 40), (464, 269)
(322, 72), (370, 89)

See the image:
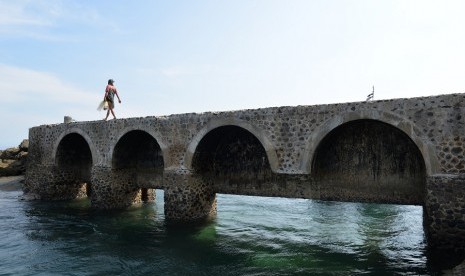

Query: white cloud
(0, 0), (65, 33)
(0, 64), (97, 104)
(0, 0), (119, 38)
(0, 64), (103, 148)
(0, 0), (52, 27)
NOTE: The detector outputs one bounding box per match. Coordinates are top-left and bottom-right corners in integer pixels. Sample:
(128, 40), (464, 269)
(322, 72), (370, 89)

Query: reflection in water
(0, 189), (455, 275)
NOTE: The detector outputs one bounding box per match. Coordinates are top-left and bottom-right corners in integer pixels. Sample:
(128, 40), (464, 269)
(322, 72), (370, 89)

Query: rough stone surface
(24, 93), (465, 251)
(19, 139), (29, 152)
(164, 168), (216, 221)
(424, 175), (465, 252)
(0, 140), (28, 176)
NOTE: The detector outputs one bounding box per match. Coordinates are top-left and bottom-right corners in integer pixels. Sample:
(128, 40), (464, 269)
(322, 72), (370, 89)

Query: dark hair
(108, 79), (115, 85)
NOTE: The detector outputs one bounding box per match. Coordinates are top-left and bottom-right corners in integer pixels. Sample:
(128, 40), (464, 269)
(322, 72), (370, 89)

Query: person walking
(103, 79), (121, 120)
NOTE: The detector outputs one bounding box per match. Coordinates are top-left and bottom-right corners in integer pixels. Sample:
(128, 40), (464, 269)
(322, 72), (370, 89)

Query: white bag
(97, 100), (108, 111)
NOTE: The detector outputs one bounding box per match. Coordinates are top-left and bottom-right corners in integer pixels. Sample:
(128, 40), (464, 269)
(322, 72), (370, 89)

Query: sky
(1, 0), (465, 149)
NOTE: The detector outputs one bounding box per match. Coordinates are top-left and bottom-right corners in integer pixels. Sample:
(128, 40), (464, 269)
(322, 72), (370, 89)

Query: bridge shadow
(54, 133), (92, 200)
(189, 120), (426, 206)
(191, 125), (275, 195)
(312, 119), (426, 205)
(112, 129), (165, 204)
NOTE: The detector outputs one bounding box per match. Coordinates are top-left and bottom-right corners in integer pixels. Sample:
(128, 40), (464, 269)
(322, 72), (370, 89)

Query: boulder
(19, 139), (29, 152)
(0, 139), (28, 176)
(0, 147), (20, 159)
(0, 159), (23, 176)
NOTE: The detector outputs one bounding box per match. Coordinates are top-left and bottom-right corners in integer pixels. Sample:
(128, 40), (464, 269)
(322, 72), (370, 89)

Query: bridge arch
(188, 124), (274, 190)
(51, 127), (97, 166)
(111, 126), (168, 167)
(302, 110), (440, 176)
(52, 130), (94, 198)
(111, 129), (164, 203)
(311, 119), (426, 201)
(184, 118), (279, 172)
(112, 129), (165, 171)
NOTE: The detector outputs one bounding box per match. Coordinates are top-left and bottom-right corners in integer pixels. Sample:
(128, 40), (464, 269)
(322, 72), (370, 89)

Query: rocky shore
(0, 139), (28, 177)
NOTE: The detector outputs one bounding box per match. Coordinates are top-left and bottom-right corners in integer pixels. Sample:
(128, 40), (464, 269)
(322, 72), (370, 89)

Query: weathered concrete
(24, 93), (465, 252)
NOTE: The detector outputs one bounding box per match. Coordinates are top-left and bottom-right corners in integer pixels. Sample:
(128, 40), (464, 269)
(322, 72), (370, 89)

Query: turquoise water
(0, 186), (451, 275)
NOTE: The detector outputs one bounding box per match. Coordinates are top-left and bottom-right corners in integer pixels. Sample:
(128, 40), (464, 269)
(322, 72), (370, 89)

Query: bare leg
(104, 106), (116, 120)
(104, 109), (110, 120)
(110, 108), (116, 119)
(104, 102), (116, 120)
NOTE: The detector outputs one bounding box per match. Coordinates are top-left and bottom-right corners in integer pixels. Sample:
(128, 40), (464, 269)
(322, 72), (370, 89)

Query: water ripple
(0, 189), (451, 275)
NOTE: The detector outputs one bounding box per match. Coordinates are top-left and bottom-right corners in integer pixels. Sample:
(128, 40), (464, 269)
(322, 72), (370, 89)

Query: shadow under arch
(189, 124), (275, 193)
(302, 110), (439, 176)
(111, 126), (168, 168)
(53, 130), (94, 198)
(112, 130), (164, 202)
(185, 118), (279, 173)
(51, 127), (97, 166)
(310, 118), (427, 205)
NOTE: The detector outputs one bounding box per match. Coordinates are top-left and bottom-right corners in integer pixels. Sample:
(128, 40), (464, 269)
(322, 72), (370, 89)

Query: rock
(0, 159), (23, 176)
(19, 139), (29, 152)
(20, 192), (41, 201)
(0, 147), (20, 159)
(16, 151), (28, 160)
(0, 139), (28, 176)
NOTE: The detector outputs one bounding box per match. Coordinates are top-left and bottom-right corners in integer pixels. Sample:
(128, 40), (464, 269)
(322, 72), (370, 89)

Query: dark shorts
(106, 91), (115, 109)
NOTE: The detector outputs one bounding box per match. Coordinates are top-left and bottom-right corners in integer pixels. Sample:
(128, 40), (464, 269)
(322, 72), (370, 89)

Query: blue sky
(1, 0), (465, 149)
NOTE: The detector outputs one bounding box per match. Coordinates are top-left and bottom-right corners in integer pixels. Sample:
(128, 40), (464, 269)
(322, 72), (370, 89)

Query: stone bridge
(25, 93), (465, 252)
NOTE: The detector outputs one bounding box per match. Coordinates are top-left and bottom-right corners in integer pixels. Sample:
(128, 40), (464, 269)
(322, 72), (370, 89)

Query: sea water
(0, 182), (455, 275)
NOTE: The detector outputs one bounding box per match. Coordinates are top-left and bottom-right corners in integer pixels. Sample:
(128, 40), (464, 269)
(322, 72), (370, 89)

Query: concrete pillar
(24, 164), (88, 200)
(163, 168), (217, 222)
(424, 175), (465, 253)
(90, 165), (142, 209)
(140, 188), (156, 203)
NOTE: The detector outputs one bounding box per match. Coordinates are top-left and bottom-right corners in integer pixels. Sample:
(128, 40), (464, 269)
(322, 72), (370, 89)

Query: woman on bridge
(103, 79), (122, 120)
